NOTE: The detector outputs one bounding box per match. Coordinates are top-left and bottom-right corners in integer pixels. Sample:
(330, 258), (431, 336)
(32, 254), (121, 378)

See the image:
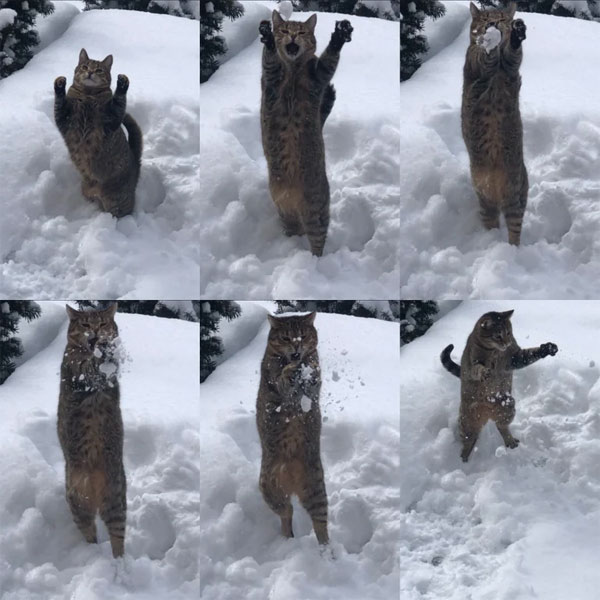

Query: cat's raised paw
(259, 20), (274, 44)
(54, 76), (67, 93)
(511, 18), (527, 43)
(334, 20), (353, 42)
(116, 74), (129, 93)
(541, 342), (558, 357)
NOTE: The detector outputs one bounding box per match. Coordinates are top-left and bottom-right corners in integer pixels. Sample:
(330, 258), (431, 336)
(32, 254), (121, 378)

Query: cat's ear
(66, 304), (79, 319)
(267, 314), (280, 328)
(507, 2), (517, 19)
(101, 54), (113, 71)
(305, 13), (317, 31)
(103, 303), (117, 318)
(469, 2), (480, 18)
(272, 9), (284, 28)
(304, 312), (316, 325)
(78, 48), (89, 65)
(502, 310), (514, 319)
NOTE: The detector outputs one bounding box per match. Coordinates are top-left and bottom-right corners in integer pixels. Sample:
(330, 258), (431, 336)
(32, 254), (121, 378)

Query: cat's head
(272, 10), (317, 63)
(72, 48), (113, 92)
(66, 303), (119, 353)
(476, 310), (514, 351)
(468, 1), (516, 49)
(267, 312), (318, 362)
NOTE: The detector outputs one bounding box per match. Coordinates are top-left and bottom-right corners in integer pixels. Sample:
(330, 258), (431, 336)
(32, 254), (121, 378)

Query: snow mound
(401, 301), (600, 599)
(0, 10), (199, 298)
(401, 11), (600, 298)
(201, 12), (399, 298)
(0, 310), (199, 599)
(200, 310), (399, 599)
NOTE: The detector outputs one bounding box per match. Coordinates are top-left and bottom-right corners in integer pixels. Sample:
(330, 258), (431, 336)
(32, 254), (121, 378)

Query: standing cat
(259, 11), (353, 256)
(441, 310), (557, 462)
(54, 48), (143, 218)
(256, 312), (328, 545)
(462, 2), (528, 245)
(58, 303), (126, 557)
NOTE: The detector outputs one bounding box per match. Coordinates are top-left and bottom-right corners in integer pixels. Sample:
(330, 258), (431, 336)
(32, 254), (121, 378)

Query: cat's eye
(82, 322), (91, 328)
(281, 335), (291, 342)
(298, 30), (305, 34)
(281, 29), (289, 34)
(81, 65), (88, 71)
(95, 69), (103, 74)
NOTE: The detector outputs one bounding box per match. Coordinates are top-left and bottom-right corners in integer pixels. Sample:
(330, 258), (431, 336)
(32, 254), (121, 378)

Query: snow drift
(401, 7), (600, 298)
(0, 306), (199, 599)
(200, 4), (399, 298)
(200, 308), (399, 599)
(401, 300), (600, 599)
(0, 8), (199, 298)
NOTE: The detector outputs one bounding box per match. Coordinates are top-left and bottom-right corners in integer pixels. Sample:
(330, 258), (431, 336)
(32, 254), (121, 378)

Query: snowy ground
(401, 4), (600, 298)
(200, 2), (399, 298)
(200, 308), (399, 599)
(0, 8), (199, 298)
(0, 305), (199, 599)
(401, 300), (600, 599)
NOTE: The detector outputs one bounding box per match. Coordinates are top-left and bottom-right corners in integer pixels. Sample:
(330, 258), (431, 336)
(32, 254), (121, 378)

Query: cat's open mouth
(286, 42), (300, 57)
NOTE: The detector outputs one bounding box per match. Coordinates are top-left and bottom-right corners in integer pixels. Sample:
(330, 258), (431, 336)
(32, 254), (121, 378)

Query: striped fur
(462, 2), (528, 245)
(259, 12), (352, 256)
(57, 304), (126, 558)
(441, 310), (558, 462)
(256, 312), (329, 545)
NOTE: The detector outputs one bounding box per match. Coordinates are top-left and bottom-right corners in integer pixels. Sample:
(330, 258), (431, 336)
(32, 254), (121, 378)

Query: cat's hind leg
(298, 463), (329, 545)
(81, 178), (102, 203)
(259, 465), (294, 538)
(66, 469), (98, 544)
(493, 393), (519, 449)
(458, 410), (482, 462)
(302, 193), (329, 257)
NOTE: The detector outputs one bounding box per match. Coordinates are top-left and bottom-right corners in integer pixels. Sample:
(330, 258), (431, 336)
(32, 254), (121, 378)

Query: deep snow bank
(401, 301), (600, 599)
(0, 10), (199, 298)
(401, 11), (600, 298)
(200, 310), (399, 599)
(200, 11), (399, 298)
(0, 308), (199, 599)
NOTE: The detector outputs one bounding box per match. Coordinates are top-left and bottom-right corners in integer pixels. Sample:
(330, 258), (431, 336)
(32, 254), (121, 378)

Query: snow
(401, 9), (600, 298)
(401, 300), (600, 598)
(201, 11), (399, 298)
(201, 309), (399, 599)
(0, 9), (199, 298)
(479, 25), (501, 54)
(0, 307), (199, 599)
(0, 8), (17, 31)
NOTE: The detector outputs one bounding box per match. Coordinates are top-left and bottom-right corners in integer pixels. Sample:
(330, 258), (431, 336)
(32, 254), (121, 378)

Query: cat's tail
(320, 84), (336, 128)
(123, 113), (143, 170)
(441, 344), (460, 378)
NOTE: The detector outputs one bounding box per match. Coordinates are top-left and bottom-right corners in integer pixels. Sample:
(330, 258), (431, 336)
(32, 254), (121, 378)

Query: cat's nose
(291, 352), (300, 360)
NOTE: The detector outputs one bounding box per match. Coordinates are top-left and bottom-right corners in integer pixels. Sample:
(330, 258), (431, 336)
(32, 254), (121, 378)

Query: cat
(54, 48), (143, 218)
(57, 303), (126, 557)
(462, 2), (528, 245)
(441, 310), (557, 462)
(256, 312), (328, 544)
(259, 11), (353, 256)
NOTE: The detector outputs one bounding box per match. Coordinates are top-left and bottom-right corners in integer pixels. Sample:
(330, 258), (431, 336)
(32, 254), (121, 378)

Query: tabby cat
(441, 310), (557, 462)
(259, 11), (353, 256)
(462, 2), (528, 245)
(54, 48), (143, 218)
(57, 303), (126, 557)
(256, 312), (328, 544)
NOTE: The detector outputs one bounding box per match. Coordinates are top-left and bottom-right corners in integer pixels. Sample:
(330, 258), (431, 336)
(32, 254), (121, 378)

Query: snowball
(300, 395), (312, 412)
(278, 0), (293, 20)
(93, 347), (102, 358)
(479, 26), (502, 54)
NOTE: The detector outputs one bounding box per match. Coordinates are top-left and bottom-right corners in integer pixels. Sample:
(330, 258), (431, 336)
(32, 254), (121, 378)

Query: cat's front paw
(116, 74), (129, 93)
(54, 76), (67, 94)
(259, 20), (275, 48)
(334, 20), (353, 43)
(540, 342), (558, 357)
(511, 18), (527, 47)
